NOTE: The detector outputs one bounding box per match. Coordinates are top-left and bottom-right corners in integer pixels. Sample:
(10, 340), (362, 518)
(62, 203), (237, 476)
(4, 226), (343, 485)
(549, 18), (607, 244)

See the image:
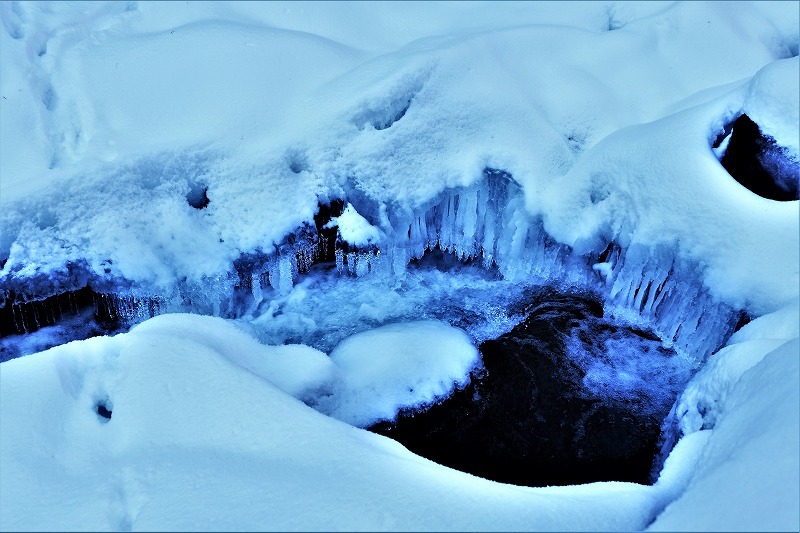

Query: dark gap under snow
(719, 113), (799, 201)
(369, 287), (693, 487)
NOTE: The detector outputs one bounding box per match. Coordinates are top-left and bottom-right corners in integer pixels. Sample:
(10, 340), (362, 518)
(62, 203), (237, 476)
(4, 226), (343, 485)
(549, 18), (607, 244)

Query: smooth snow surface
(650, 303), (800, 531)
(0, 313), (694, 532)
(1, 1), (799, 531)
(319, 320), (480, 427)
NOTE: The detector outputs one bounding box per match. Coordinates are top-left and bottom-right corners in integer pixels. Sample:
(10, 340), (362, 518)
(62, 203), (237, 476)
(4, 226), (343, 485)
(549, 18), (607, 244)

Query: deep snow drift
(0, 314), (698, 531)
(1, 1), (799, 531)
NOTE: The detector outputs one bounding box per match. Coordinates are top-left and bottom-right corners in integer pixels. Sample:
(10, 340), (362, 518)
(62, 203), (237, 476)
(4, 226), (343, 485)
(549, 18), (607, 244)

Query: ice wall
(1, 164), (739, 361)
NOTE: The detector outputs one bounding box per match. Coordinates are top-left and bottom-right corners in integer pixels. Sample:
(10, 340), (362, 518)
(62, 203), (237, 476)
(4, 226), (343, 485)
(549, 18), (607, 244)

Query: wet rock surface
(370, 289), (692, 487)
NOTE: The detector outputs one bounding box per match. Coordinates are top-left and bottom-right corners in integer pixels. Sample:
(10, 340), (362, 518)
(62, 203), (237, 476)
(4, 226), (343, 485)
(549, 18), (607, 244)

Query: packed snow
(1, 1), (799, 531)
(326, 203), (383, 247)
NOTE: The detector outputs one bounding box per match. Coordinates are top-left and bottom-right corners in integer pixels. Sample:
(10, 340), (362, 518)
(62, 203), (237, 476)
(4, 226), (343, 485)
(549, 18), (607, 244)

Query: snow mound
(743, 56), (800, 157)
(650, 338), (800, 531)
(326, 203), (383, 247)
(319, 320), (480, 427)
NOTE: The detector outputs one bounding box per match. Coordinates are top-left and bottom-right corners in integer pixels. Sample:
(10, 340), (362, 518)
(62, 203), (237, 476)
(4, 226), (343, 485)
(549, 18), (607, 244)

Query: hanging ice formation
(325, 168), (738, 360)
(0, 168), (738, 360)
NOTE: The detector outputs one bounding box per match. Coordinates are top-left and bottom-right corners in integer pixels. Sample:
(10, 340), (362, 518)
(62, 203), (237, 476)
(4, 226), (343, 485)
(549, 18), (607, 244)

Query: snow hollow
(1, 1), (798, 531)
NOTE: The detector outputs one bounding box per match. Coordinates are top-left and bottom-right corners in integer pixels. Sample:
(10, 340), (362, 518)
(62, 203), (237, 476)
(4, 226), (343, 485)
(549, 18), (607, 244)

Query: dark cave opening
(95, 398), (113, 421)
(0, 285), (125, 362)
(186, 183), (210, 209)
(719, 114), (799, 201)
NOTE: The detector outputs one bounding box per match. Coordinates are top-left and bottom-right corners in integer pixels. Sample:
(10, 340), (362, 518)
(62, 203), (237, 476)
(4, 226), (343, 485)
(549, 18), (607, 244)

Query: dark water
(370, 289), (695, 487)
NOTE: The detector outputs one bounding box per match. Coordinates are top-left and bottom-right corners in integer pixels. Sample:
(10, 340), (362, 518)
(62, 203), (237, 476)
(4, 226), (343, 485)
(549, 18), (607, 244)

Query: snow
(327, 203), (383, 247)
(318, 320), (479, 427)
(650, 340), (800, 531)
(743, 56), (800, 156)
(1, 1), (799, 530)
(2, 0), (797, 317)
(0, 313), (692, 532)
(674, 300), (800, 436)
(645, 301), (800, 531)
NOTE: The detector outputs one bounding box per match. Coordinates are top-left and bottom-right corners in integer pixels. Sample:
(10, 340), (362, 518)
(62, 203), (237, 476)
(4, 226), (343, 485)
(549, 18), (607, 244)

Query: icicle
(279, 255), (294, 293)
(251, 271), (263, 307)
(391, 246), (407, 276)
(355, 252), (370, 277)
(269, 259), (281, 291)
(347, 252), (358, 276)
(12, 304), (26, 334)
(335, 249), (344, 274)
(458, 188), (479, 257)
(481, 200), (497, 269)
(439, 196), (455, 253)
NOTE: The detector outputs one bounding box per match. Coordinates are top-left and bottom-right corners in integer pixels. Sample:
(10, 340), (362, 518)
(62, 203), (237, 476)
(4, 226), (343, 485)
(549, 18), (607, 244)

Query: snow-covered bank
(649, 301), (800, 531)
(1, 308), (796, 531)
(0, 313), (689, 532)
(2, 1), (797, 327)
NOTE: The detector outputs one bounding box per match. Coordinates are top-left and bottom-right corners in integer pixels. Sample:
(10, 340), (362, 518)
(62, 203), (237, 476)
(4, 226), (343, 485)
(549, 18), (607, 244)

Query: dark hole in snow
(353, 95), (415, 131)
(314, 199), (345, 263)
(408, 245), (498, 274)
(711, 122), (734, 149)
(186, 184), (210, 209)
(0, 285), (130, 361)
(0, 286), (100, 338)
(287, 150), (310, 174)
(370, 289), (694, 487)
(597, 241), (620, 264)
(95, 399), (113, 421)
(719, 114), (799, 201)
(602, 6), (626, 31)
(41, 84), (56, 111)
(373, 99), (411, 130)
(732, 310), (752, 333)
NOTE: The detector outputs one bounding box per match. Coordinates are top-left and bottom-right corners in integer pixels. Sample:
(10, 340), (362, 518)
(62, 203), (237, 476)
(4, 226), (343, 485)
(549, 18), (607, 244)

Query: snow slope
(0, 313), (696, 532)
(649, 302), (800, 531)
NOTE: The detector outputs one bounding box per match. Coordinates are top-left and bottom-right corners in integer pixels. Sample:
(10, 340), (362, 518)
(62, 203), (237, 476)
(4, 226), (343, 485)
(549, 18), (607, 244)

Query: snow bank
(1, 313), (690, 532)
(539, 83), (799, 315)
(650, 313), (800, 531)
(318, 320), (480, 427)
(2, 1), (797, 323)
(644, 301), (800, 530)
(674, 300), (800, 437)
(743, 56), (800, 156)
